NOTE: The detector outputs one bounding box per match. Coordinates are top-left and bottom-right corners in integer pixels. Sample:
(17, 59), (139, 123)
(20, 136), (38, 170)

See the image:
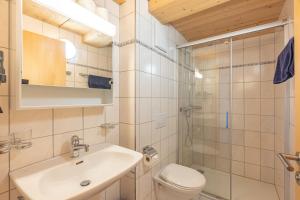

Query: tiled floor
(193, 166), (279, 200)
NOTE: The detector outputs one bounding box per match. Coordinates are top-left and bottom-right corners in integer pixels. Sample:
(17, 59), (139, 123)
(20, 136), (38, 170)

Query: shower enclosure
(178, 22), (293, 200)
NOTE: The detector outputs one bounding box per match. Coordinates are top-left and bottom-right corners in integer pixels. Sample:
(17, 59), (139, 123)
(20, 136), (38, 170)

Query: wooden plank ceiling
(149, 0), (231, 24)
(112, 0), (126, 5)
(149, 0), (286, 41)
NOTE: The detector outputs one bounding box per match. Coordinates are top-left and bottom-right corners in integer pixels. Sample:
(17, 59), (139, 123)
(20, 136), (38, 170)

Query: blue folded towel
(88, 75), (112, 89)
(273, 37), (294, 84)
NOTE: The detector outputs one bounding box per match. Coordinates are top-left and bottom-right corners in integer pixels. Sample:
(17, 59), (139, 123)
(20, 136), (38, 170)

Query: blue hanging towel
(273, 37), (294, 84)
(88, 75), (113, 89)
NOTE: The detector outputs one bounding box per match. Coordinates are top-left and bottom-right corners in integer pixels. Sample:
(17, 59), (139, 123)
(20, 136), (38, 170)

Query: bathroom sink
(10, 144), (142, 200)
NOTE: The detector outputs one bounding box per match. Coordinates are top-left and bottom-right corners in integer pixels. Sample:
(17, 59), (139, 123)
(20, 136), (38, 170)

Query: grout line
(241, 39), (246, 178)
(259, 32), (262, 182)
(7, 0), (11, 197)
(272, 31), (277, 189)
(52, 109), (54, 158)
(82, 107), (85, 142)
(67, 62), (113, 73)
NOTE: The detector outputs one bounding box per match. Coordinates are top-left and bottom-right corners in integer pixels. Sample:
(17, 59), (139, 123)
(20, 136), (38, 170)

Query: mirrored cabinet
(11, 0), (116, 109)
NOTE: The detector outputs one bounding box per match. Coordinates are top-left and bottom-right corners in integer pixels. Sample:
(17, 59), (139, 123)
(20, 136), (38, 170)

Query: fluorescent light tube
(32, 0), (116, 37)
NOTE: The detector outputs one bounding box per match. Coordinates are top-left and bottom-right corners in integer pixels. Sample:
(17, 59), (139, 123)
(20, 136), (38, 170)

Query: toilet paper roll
(143, 154), (160, 167)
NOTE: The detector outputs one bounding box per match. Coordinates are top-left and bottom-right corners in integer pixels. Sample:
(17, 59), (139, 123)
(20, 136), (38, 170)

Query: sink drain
(80, 180), (91, 187)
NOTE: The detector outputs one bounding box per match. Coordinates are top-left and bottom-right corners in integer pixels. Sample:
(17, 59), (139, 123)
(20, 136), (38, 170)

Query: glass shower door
(178, 39), (232, 200)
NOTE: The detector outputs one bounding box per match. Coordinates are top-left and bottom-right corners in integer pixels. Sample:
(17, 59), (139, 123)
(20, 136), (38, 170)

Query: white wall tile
(232, 83), (244, 99)
(84, 127), (106, 146)
(232, 114), (244, 130)
(151, 75), (160, 98)
(139, 98), (151, 123)
(10, 136), (53, 170)
(244, 65), (260, 82)
(120, 13), (135, 43)
(139, 122), (151, 148)
(261, 64), (275, 81)
(232, 67), (244, 82)
(244, 46), (259, 64)
(245, 147), (260, 165)
(119, 123), (135, 150)
(0, 154), (8, 194)
(120, 71), (135, 97)
(245, 163), (260, 180)
(139, 45), (152, 73)
(261, 99), (274, 115)
(120, 0), (135, 18)
(245, 131), (260, 148)
(261, 116), (274, 133)
(261, 150), (274, 168)
(151, 52), (161, 76)
(261, 133), (275, 150)
(232, 161), (244, 176)
(0, 97), (9, 136)
(0, 0), (8, 48)
(54, 108), (83, 134)
(232, 145), (244, 162)
(245, 82), (260, 98)
(261, 167), (274, 183)
(231, 130), (244, 146)
(139, 72), (151, 97)
(261, 81), (275, 98)
(119, 98), (135, 124)
(260, 44), (275, 62)
(10, 109), (53, 138)
(245, 115), (260, 131)
(245, 99), (260, 115)
(119, 44), (135, 71)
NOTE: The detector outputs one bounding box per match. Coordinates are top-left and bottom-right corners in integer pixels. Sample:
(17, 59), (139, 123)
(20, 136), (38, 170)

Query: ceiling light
(33, 0), (116, 37)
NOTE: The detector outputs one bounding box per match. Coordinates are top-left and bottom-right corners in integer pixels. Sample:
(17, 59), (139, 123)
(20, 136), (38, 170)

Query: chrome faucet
(71, 135), (89, 158)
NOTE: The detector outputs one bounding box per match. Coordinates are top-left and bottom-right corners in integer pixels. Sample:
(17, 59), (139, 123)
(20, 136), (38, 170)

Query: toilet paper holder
(143, 145), (158, 162)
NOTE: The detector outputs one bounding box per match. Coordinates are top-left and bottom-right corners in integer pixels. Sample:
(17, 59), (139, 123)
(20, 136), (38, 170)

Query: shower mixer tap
(0, 51), (6, 84)
(0, 51), (6, 115)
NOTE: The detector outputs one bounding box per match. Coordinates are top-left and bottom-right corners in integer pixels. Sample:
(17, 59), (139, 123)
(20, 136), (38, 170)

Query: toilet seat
(157, 164), (206, 191)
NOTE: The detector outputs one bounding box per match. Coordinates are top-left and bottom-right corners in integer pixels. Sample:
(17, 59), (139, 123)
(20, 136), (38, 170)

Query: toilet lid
(159, 164), (206, 189)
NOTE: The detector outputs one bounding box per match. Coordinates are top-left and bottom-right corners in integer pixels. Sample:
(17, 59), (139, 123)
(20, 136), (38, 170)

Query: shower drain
(80, 180), (91, 187)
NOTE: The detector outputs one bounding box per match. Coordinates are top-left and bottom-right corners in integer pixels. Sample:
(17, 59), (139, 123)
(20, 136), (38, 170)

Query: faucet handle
(71, 135), (83, 145)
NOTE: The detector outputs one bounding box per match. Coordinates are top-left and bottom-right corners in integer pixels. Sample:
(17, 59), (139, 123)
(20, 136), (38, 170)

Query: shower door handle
(277, 152), (300, 172)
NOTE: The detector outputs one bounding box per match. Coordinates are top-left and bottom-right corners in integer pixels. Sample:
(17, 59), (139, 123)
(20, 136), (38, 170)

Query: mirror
(21, 0), (113, 89)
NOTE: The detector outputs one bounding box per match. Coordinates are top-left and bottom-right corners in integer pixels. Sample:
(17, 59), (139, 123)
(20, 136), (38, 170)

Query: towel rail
(79, 73), (89, 77)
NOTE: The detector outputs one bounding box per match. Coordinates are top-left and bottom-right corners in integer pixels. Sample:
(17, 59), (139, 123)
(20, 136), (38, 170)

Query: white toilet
(154, 163), (206, 200)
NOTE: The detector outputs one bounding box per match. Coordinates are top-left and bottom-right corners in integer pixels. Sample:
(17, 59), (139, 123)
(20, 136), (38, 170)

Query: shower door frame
(177, 20), (290, 200)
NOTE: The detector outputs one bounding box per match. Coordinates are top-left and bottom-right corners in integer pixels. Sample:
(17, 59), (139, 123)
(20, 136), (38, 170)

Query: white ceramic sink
(10, 144), (142, 200)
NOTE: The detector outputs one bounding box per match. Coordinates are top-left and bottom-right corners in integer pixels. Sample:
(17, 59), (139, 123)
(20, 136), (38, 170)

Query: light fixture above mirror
(32, 0), (116, 37)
